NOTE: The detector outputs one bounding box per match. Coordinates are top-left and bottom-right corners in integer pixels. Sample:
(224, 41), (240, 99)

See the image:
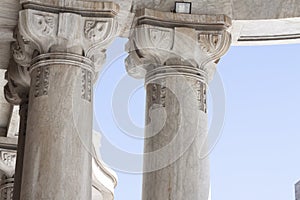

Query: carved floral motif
(150, 79), (167, 107)
(198, 31), (231, 68)
(148, 28), (173, 49)
(0, 151), (16, 169)
(0, 149), (16, 178)
(81, 69), (92, 102)
(84, 20), (109, 42)
(194, 81), (207, 113)
(33, 14), (55, 36)
(34, 66), (50, 98)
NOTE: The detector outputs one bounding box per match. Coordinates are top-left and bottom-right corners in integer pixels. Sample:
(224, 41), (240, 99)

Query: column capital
(15, 7), (119, 72)
(0, 149), (16, 178)
(125, 9), (232, 82)
(6, 3), (120, 105)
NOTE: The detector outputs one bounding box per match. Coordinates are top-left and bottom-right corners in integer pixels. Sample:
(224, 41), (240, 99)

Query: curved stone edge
(92, 131), (117, 200)
(232, 17), (300, 46)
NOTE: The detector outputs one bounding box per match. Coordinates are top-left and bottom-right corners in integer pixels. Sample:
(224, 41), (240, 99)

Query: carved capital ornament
(5, 2), (120, 105)
(126, 9), (232, 113)
(126, 9), (232, 82)
(18, 9), (118, 71)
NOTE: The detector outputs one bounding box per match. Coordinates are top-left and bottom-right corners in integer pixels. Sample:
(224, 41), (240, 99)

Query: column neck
(30, 53), (95, 74)
(145, 65), (208, 86)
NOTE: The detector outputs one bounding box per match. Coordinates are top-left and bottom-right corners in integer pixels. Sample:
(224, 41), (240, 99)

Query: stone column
(296, 181), (300, 200)
(9, 3), (119, 199)
(5, 42), (31, 200)
(12, 101), (28, 200)
(126, 9), (231, 200)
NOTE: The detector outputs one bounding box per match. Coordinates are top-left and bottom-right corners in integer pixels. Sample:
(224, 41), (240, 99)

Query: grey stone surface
(0, 148), (17, 200)
(0, 0), (300, 199)
(126, 10), (231, 200)
(21, 59), (93, 200)
(0, 70), (12, 132)
(2, 2), (119, 199)
(0, 137), (17, 150)
(6, 106), (19, 138)
(133, 0), (300, 20)
(142, 77), (210, 200)
(13, 102), (27, 200)
(296, 181), (300, 200)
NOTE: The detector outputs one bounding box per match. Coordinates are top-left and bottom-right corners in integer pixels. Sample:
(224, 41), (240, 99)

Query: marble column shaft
(20, 53), (94, 199)
(143, 72), (210, 199)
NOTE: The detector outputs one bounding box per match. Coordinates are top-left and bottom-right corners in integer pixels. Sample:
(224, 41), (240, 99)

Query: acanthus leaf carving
(81, 68), (92, 102)
(84, 20), (109, 42)
(32, 14), (55, 36)
(133, 25), (174, 51)
(11, 32), (34, 68)
(148, 28), (173, 50)
(33, 66), (50, 98)
(198, 30), (232, 68)
(149, 78), (167, 108)
(17, 9), (118, 72)
(84, 18), (118, 71)
(4, 58), (30, 105)
(18, 10), (58, 54)
(126, 23), (231, 83)
(126, 25), (175, 77)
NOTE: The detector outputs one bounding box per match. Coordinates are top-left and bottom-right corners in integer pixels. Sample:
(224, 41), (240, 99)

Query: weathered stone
(126, 9), (231, 200)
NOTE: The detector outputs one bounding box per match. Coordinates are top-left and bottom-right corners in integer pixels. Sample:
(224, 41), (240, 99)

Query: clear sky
(94, 37), (300, 200)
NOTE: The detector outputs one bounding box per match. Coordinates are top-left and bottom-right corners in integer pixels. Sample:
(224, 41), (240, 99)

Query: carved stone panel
(148, 78), (167, 108)
(194, 80), (207, 113)
(81, 68), (92, 102)
(33, 66), (50, 98)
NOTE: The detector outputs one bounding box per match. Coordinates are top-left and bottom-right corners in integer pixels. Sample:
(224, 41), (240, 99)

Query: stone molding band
(30, 53), (95, 75)
(145, 65), (208, 85)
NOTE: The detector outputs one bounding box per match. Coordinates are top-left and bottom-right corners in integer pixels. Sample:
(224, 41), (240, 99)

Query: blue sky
(94, 38), (300, 200)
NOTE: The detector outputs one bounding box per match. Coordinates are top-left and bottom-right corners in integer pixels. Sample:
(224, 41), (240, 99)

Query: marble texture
(0, 148), (17, 200)
(12, 103), (27, 200)
(21, 56), (93, 200)
(92, 131), (117, 200)
(231, 17), (300, 46)
(1, 0), (300, 199)
(133, 0), (300, 20)
(142, 76), (210, 200)
(126, 9), (231, 200)
(4, 2), (120, 199)
(0, 70), (12, 132)
(6, 106), (19, 138)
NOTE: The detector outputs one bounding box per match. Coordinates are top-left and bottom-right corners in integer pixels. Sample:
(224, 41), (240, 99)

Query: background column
(126, 10), (231, 200)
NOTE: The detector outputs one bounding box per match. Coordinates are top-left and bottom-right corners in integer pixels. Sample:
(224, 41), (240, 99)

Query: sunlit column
(126, 9), (231, 200)
(6, 2), (119, 199)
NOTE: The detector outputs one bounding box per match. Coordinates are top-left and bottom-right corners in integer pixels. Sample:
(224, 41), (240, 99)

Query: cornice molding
(20, 0), (119, 18)
(135, 8), (231, 31)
